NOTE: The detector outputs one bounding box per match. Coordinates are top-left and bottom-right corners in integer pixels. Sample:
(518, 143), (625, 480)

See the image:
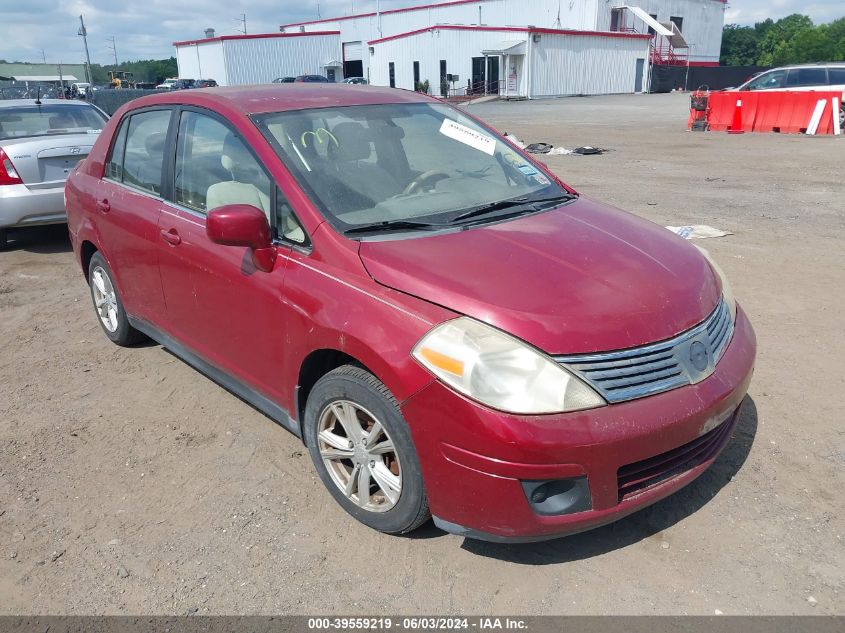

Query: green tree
(787, 26), (835, 63)
(720, 24), (759, 65)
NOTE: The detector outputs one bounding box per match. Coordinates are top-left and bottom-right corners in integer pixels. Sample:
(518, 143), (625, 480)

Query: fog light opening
(521, 477), (592, 516)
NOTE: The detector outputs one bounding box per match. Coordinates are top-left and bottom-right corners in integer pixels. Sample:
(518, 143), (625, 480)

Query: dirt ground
(1, 93), (843, 615)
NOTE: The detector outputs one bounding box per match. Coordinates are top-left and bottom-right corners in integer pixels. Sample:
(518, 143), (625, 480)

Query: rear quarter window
(828, 68), (845, 85)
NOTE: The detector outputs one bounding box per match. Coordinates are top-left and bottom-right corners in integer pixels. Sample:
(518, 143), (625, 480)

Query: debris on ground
(117, 565), (130, 579)
(665, 225), (733, 239)
(501, 133), (608, 155)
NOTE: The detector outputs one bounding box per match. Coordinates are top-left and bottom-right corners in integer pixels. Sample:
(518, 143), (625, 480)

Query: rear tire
(87, 252), (145, 346)
(304, 365), (430, 534)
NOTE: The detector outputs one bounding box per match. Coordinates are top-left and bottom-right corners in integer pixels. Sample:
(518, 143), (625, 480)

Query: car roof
(118, 84), (433, 116)
(769, 63), (845, 70)
(0, 99), (98, 108)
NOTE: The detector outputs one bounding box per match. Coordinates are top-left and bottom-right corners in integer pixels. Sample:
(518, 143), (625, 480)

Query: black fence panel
(90, 89), (169, 115)
(650, 65), (772, 93)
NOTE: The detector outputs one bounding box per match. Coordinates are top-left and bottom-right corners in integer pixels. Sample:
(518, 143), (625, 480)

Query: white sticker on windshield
(86, 129), (102, 134)
(439, 118), (496, 156)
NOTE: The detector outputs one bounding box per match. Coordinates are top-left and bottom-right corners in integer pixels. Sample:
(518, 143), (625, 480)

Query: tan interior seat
(206, 133), (271, 220)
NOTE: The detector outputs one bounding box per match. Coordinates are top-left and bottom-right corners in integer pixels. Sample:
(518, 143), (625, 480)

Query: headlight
(412, 317), (605, 415)
(695, 246), (736, 320)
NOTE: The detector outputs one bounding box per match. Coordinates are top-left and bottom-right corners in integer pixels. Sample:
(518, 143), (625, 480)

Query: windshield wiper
(450, 192), (577, 224)
(343, 219), (445, 236)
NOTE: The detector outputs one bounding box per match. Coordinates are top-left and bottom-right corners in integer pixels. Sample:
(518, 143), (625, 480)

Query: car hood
(358, 197), (721, 354)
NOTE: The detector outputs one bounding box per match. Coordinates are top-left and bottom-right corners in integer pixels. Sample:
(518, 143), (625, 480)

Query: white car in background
(156, 79), (177, 90)
(736, 63), (845, 127)
(0, 99), (107, 249)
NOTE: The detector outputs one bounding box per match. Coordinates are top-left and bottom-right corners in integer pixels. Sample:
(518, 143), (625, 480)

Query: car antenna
(35, 86), (42, 105)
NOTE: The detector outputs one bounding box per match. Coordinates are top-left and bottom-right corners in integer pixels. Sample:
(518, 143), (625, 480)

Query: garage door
(343, 41), (364, 79)
(343, 41), (363, 61)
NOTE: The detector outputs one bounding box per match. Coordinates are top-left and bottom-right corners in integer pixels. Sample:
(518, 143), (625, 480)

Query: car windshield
(0, 104), (106, 140)
(255, 102), (567, 233)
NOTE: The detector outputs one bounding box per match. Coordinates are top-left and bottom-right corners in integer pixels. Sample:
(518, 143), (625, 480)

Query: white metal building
(280, 0), (726, 83)
(174, 32), (342, 86)
(368, 26), (651, 98)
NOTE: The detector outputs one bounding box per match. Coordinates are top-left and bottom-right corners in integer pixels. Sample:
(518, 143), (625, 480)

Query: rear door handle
(96, 199), (110, 213)
(160, 228), (181, 246)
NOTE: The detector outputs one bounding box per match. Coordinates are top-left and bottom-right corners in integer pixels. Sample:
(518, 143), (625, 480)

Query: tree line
(720, 14), (845, 66)
(0, 57), (178, 84)
(87, 57), (179, 84)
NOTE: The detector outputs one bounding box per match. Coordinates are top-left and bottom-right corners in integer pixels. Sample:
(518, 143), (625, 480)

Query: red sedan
(65, 85), (756, 542)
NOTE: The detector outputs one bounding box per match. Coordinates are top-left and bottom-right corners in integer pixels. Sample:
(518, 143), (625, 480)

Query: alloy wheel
(317, 400), (402, 512)
(91, 266), (119, 333)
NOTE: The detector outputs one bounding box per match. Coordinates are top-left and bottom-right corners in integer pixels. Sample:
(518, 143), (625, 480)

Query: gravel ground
(0, 92), (843, 615)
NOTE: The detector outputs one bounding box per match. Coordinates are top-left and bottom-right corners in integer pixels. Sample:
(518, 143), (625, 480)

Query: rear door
(94, 107), (172, 323)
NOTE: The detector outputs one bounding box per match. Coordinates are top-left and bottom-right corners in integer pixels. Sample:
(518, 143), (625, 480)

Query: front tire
(87, 252), (144, 346)
(304, 365), (430, 534)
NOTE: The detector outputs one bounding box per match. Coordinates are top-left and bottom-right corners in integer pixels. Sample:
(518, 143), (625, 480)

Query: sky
(0, 0), (843, 65)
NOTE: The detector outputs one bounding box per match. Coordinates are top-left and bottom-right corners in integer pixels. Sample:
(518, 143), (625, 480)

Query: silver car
(0, 99), (107, 248)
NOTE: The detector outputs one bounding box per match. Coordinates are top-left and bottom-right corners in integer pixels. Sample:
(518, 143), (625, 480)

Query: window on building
(440, 60), (447, 81)
(670, 16), (683, 32)
(413, 61), (420, 87)
(610, 8), (624, 32)
(647, 13), (658, 35)
(389, 62), (395, 88)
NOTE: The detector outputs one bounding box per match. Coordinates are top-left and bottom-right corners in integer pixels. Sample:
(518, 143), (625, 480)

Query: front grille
(555, 299), (733, 404)
(616, 413), (736, 501)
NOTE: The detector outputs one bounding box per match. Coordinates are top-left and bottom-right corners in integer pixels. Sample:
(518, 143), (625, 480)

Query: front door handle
(96, 199), (110, 213)
(160, 228), (181, 246)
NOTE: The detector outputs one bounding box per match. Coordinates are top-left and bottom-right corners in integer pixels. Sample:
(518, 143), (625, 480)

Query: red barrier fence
(695, 90), (842, 135)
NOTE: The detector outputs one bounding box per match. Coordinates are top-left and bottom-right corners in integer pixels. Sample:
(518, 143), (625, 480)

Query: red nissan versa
(65, 85), (756, 542)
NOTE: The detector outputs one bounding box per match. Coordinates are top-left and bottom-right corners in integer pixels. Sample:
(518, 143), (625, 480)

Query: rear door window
(118, 109), (172, 195)
(785, 68), (828, 87)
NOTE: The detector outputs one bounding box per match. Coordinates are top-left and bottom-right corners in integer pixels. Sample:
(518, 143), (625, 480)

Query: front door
(487, 56), (500, 94)
(95, 107), (172, 323)
(635, 58), (645, 92)
(156, 108), (293, 403)
(471, 57), (486, 94)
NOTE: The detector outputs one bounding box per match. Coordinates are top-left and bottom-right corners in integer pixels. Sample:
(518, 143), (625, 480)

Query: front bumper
(401, 306), (756, 541)
(0, 183), (67, 229)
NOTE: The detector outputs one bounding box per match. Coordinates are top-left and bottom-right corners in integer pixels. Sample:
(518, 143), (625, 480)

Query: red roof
(368, 25), (652, 45)
(280, 0), (483, 29)
(173, 31), (339, 47)
(281, 0), (727, 29)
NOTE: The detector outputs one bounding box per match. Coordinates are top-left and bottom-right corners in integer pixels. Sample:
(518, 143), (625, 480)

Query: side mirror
(206, 204), (276, 272)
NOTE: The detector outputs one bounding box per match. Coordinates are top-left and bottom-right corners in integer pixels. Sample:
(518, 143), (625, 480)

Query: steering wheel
(402, 170), (449, 195)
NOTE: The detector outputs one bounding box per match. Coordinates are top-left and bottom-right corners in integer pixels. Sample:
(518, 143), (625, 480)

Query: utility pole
(41, 50), (47, 64)
(234, 13), (247, 35)
(78, 15), (93, 85)
(107, 36), (118, 70)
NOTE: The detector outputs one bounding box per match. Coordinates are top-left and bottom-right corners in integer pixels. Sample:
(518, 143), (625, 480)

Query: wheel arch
(296, 348), (374, 442)
(80, 240), (99, 281)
